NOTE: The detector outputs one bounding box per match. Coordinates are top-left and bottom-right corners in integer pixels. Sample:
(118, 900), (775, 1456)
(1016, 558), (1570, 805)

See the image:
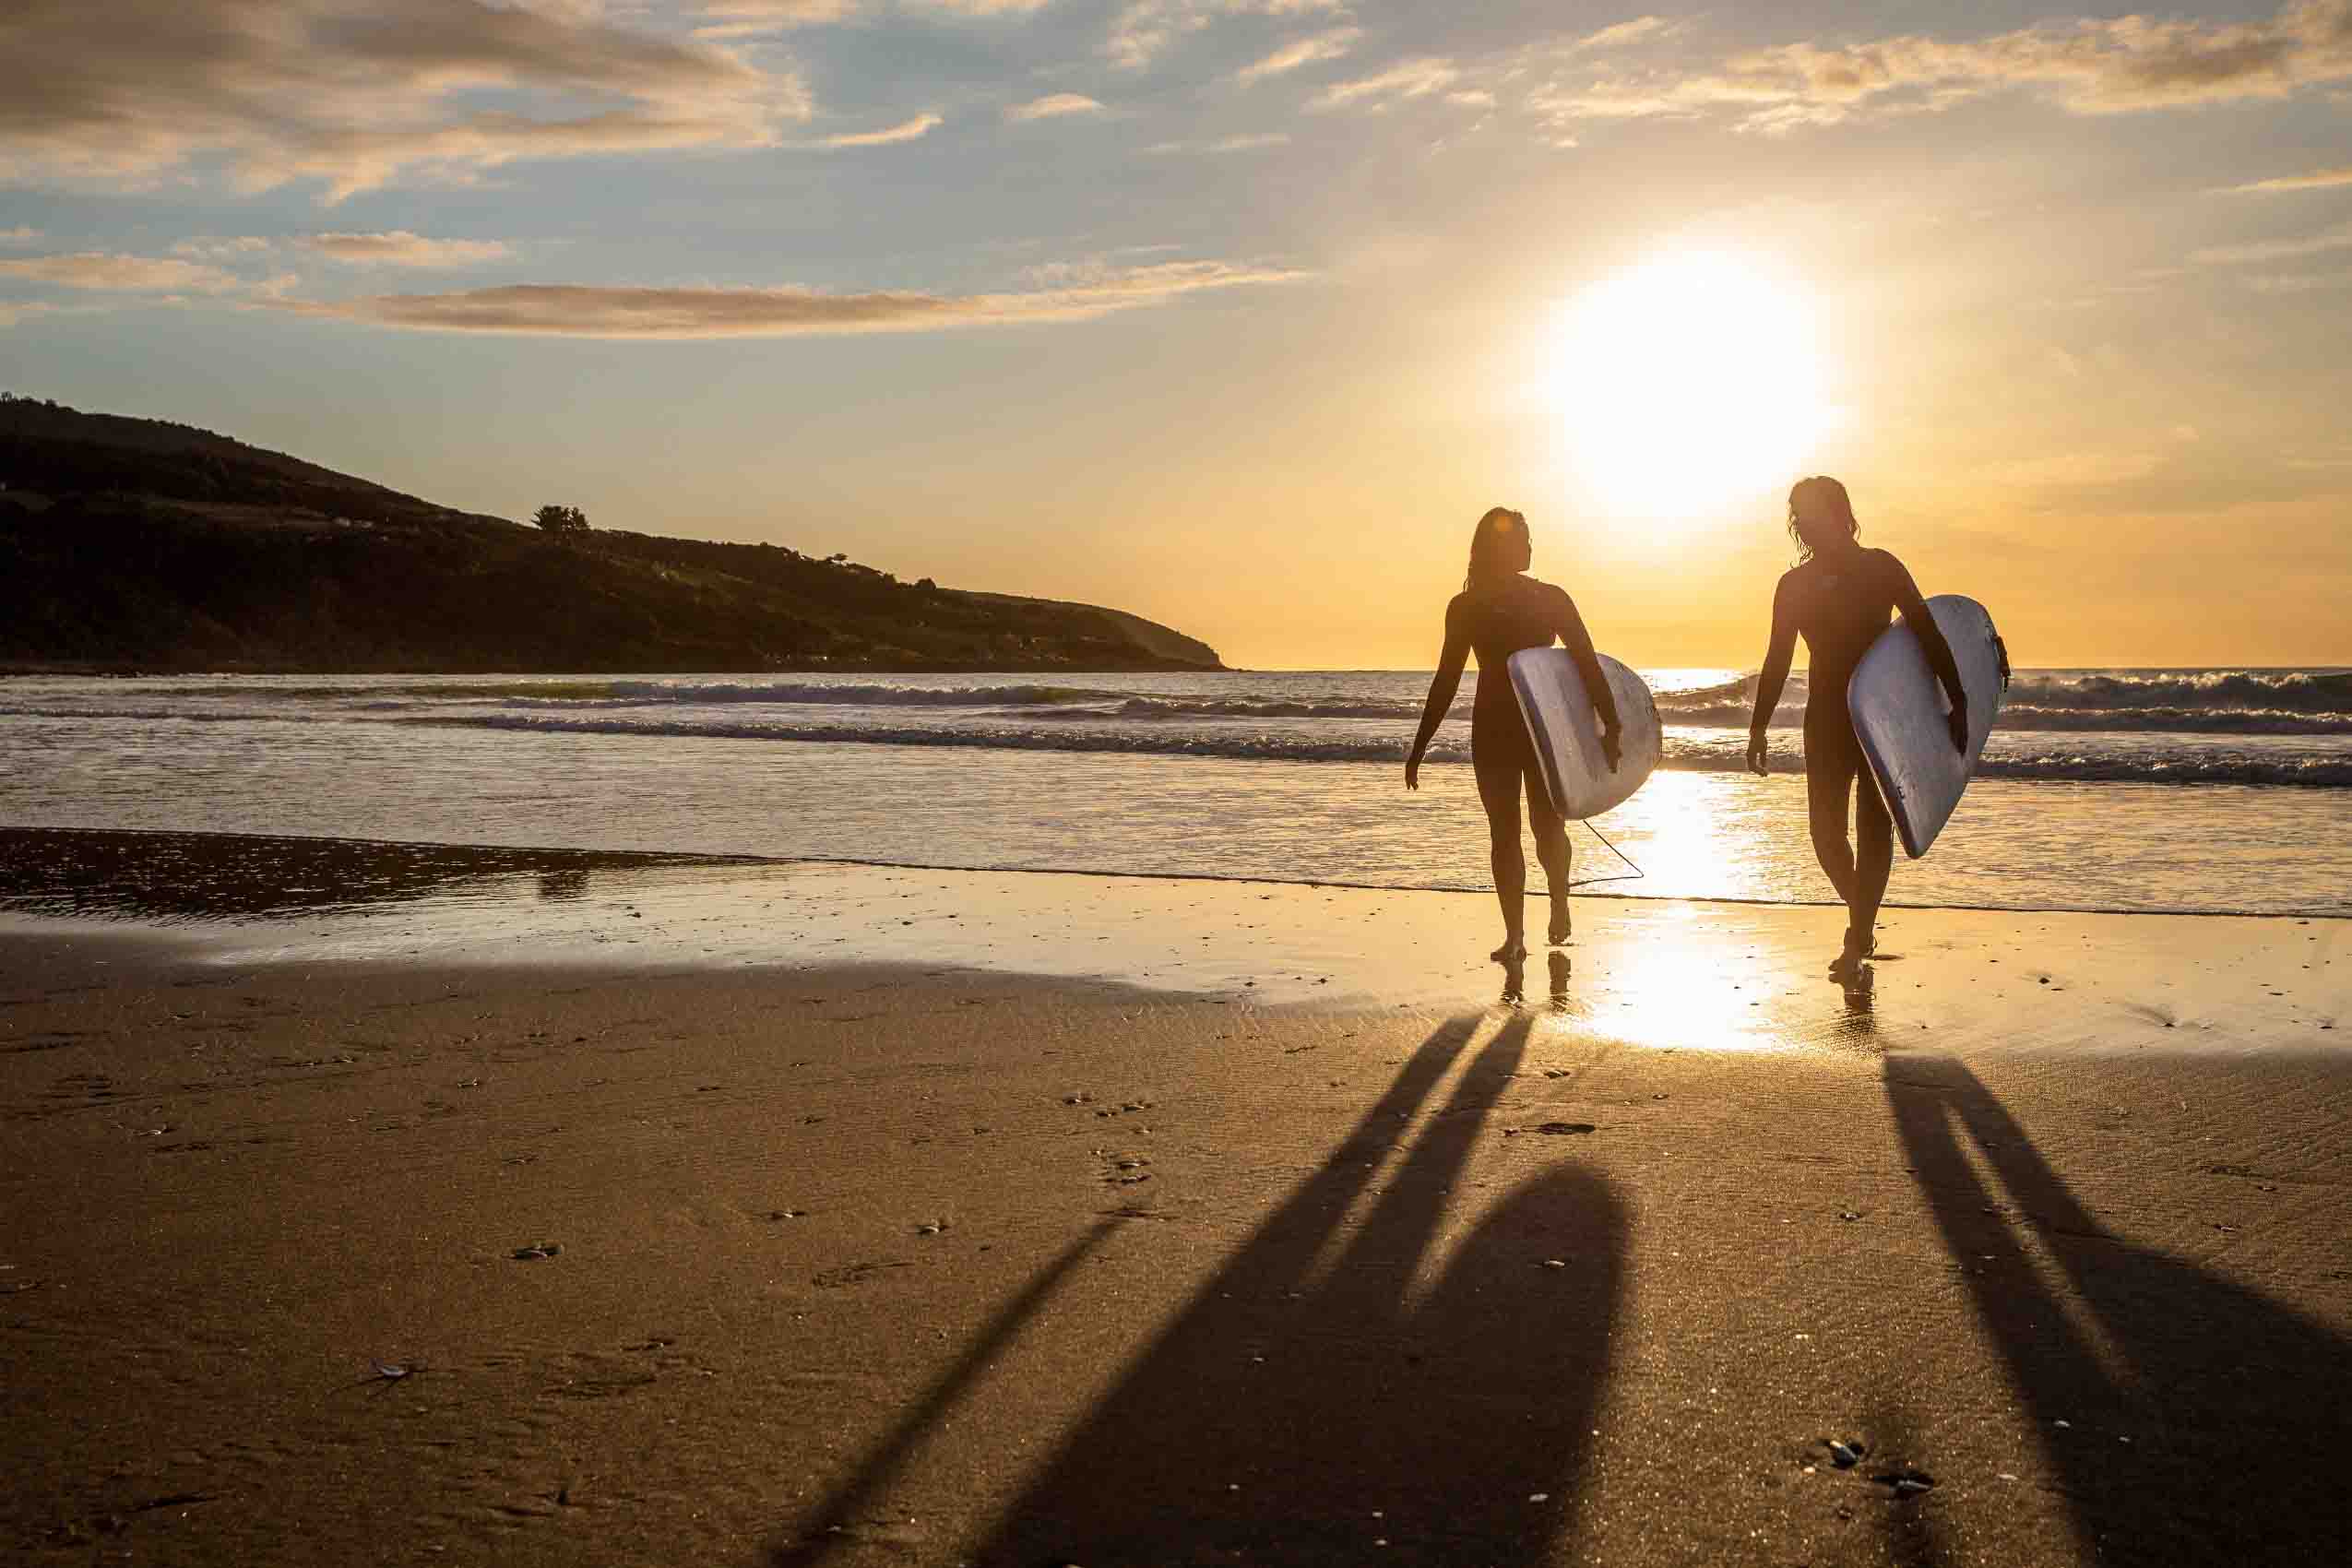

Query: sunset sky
(5, 1), (2349, 669)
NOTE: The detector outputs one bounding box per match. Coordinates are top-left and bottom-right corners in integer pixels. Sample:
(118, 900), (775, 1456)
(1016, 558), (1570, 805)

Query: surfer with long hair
(1747, 477), (1967, 968)
(1408, 507), (1621, 961)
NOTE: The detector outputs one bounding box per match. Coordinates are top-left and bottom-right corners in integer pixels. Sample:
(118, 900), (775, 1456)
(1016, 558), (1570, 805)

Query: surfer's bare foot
(1491, 939), (1527, 963)
(1831, 924), (1875, 973)
(1547, 902), (1571, 946)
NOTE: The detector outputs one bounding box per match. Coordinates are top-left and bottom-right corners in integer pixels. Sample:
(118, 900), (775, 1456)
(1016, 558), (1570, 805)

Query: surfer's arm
(1748, 577), (1798, 773)
(1883, 552), (1968, 748)
(1406, 597), (1471, 789)
(1554, 589), (1622, 739)
(1750, 578), (1798, 733)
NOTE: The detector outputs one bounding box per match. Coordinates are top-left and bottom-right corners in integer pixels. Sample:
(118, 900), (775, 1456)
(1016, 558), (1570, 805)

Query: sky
(4, 0), (2350, 670)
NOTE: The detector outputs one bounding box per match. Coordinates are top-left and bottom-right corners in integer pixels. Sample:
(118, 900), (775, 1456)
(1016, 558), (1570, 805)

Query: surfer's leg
(1851, 764), (1893, 947)
(1473, 735), (1528, 958)
(1525, 761), (1573, 944)
(1803, 716), (1860, 908)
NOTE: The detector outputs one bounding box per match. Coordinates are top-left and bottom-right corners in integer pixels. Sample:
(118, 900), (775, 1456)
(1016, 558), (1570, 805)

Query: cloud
(298, 231), (515, 267)
(2192, 220), (2352, 264)
(0, 301), (54, 328)
(1005, 93), (1106, 122)
(1572, 17), (1673, 53)
(2226, 164), (2352, 193)
(1232, 27), (1359, 86)
(171, 235), (275, 259)
(281, 258), (1311, 338)
(1310, 58), (1460, 111)
(2244, 267), (2352, 291)
(0, 0), (808, 201)
(1144, 131), (1290, 153)
(1107, 1), (1348, 73)
(814, 113), (943, 147)
(1533, 0), (2352, 134)
(0, 226), (44, 246)
(0, 251), (248, 293)
(694, 0), (858, 38)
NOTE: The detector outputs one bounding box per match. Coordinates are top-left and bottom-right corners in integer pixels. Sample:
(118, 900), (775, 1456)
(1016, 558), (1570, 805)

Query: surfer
(1407, 507), (1622, 962)
(1746, 477), (1967, 969)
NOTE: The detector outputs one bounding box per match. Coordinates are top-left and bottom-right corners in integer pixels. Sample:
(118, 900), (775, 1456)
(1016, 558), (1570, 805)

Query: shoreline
(9, 823), (2348, 924)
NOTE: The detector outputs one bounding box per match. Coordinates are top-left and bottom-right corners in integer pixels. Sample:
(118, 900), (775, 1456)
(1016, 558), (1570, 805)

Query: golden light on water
(1549, 251), (1836, 528)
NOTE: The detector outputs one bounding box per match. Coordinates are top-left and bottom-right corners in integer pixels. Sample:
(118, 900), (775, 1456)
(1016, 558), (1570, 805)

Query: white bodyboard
(1506, 649), (1660, 820)
(1847, 594), (2007, 860)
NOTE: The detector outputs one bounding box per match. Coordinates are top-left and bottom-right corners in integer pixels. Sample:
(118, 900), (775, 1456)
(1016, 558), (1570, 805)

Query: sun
(1547, 251), (1835, 525)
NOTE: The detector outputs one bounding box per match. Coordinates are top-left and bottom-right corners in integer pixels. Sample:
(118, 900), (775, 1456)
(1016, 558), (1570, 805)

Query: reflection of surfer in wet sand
(1408, 507), (1621, 963)
(1747, 477), (1967, 970)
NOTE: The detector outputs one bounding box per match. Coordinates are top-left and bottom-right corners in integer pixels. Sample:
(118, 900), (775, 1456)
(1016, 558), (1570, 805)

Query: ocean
(3, 668), (2348, 917)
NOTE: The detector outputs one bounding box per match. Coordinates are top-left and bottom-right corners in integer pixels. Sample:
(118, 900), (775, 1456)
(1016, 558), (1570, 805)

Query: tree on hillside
(534, 504), (589, 535)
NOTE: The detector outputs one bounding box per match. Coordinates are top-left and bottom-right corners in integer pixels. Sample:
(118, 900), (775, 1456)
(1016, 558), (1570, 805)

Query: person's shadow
(1885, 1053), (2352, 1562)
(774, 1015), (1627, 1566)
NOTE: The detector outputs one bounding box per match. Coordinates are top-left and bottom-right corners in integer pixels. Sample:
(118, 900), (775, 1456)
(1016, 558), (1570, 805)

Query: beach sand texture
(4, 857), (2349, 1565)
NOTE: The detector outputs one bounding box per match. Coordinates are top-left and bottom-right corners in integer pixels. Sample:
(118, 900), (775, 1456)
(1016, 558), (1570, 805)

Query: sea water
(2, 669), (2346, 916)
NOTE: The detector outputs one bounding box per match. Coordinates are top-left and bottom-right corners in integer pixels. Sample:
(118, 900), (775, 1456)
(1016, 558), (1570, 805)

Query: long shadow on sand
(1885, 1053), (2352, 1562)
(776, 1013), (1627, 1567)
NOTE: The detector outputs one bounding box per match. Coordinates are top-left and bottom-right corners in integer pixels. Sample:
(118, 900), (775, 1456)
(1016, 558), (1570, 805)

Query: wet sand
(4, 834), (2349, 1564)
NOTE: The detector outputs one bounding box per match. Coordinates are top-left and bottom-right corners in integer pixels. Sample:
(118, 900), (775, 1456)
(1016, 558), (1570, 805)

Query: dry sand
(3, 845), (2349, 1565)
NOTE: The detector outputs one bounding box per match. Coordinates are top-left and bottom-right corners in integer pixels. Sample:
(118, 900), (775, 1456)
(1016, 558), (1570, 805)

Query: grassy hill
(0, 395), (1222, 674)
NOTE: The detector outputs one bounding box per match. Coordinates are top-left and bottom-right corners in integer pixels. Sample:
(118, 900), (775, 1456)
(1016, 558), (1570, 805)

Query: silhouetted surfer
(1747, 477), (1966, 969)
(1408, 507), (1621, 962)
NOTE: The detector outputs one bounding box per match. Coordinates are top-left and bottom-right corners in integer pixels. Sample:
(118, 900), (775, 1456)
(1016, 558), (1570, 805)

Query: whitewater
(4, 668), (2347, 916)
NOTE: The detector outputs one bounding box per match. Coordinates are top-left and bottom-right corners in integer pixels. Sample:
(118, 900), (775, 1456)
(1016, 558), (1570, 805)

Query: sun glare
(1549, 251), (1835, 527)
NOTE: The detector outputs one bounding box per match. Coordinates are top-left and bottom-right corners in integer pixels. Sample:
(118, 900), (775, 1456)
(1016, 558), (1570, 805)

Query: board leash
(1567, 819), (1645, 889)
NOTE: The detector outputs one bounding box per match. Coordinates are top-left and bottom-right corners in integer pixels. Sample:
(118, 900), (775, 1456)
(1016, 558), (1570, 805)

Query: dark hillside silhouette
(0, 398), (1222, 674)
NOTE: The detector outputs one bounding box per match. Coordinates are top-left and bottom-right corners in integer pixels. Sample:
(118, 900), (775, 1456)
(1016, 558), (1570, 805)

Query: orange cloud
(283, 259), (1311, 338)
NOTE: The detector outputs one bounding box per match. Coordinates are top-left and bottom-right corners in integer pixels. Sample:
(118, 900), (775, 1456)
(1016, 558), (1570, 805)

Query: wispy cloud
(1232, 27), (1360, 87)
(0, 226), (44, 246)
(299, 231), (515, 267)
(0, 251), (246, 293)
(694, 0), (858, 39)
(0, 0), (810, 202)
(2244, 267), (2352, 291)
(282, 259), (1311, 339)
(1532, 0), (2352, 135)
(170, 235), (275, 259)
(1144, 131), (1290, 154)
(2192, 220), (2352, 265)
(1311, 57), (1460, 111)
(1572, 17), (1674, 54)
(696, 0), (1051, 36)
(814, 113), (944, 147)
(2225, 164), (2352, 194)
(1005, 93), (1106, 122)
(1107, 1), (1349, 73)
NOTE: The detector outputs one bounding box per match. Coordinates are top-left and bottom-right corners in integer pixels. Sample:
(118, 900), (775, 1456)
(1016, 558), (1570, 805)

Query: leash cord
(1566, 818), (1645, 889)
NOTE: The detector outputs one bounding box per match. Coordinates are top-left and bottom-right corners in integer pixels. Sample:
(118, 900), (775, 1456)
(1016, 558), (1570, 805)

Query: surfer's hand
(1946, 698), (1968, 754)
(1746, 731), (1769, 776)
(1404, 752), (1421, 791)
(1600, 724), (1622, 772)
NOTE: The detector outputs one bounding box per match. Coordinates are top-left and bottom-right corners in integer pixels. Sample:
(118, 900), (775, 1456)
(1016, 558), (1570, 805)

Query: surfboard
(1847, 594), (2008, 860)
(1506, 649), (1661, 820)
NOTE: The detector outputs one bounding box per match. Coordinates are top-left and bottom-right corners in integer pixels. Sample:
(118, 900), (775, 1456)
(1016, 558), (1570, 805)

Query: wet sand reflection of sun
(1552, 904), (1879, 1053)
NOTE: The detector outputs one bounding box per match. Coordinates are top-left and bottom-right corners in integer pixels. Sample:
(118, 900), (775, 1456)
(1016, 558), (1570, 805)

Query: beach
(6, 842), (2347, 1565)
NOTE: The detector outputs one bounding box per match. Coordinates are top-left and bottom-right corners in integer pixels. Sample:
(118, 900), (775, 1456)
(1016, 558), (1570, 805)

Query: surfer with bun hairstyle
(1747, 477), (1967, 968)
(1407, 506), (1622, 962)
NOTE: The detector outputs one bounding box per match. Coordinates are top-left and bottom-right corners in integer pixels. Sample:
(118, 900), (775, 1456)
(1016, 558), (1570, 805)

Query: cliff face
(0, 398), (1222, 674)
